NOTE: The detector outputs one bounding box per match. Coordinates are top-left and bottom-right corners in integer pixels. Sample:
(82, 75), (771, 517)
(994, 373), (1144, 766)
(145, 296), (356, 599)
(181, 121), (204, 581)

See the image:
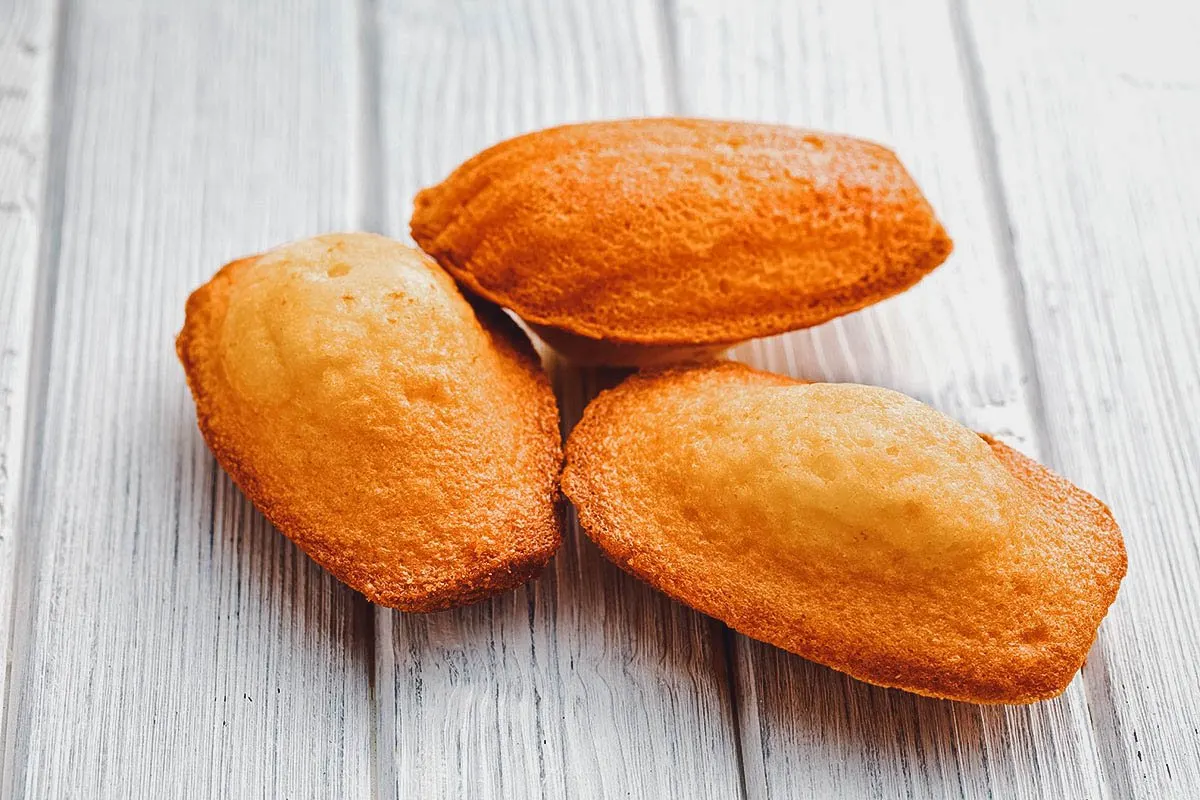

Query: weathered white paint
(965, 0), (1200, 793)
(0, 0), (374, 796)
(0, 0), (57, 770)
(3, 0), (1198, 796)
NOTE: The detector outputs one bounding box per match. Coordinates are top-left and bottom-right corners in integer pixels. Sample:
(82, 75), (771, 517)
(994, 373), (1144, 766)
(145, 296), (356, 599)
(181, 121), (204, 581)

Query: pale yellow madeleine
(562, 362), (1126, 703)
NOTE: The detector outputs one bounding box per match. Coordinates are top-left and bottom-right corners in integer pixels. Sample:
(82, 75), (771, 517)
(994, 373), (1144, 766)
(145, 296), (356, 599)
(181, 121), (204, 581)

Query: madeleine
(562, 362), (1126, 703)
(177, 233), (562, 611)
(411, 118), (953, 366)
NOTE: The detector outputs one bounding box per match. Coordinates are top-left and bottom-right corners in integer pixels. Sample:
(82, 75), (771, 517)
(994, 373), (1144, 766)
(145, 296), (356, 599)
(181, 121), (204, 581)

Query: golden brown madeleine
(411, 118), (953, 366)
(562, 363), (1126, 703)
(177, 233), (562, 611)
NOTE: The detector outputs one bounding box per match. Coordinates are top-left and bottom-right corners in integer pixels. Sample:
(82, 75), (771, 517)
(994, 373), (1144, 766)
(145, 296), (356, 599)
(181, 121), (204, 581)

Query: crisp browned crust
(562, 362), (1127, 703)
(177, 233), (563, 611)
(411, 117), (953, 348)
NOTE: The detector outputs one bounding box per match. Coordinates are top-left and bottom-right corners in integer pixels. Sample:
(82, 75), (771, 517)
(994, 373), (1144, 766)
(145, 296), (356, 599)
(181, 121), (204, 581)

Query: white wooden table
(2, 0), (1199, 796)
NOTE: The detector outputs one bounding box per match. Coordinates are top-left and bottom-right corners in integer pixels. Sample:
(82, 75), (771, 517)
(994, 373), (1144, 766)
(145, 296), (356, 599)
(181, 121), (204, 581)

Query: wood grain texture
(371, 1), (744, 796)
(964, 0), (1200, 793)
(2, 0), (1194, 796)
(0, 0), (375, 796)
(672, 0), (1111, 797)
(0, 0), (56, 737)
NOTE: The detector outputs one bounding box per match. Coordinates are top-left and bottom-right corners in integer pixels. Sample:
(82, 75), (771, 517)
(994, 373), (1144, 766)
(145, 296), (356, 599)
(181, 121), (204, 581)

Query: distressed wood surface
(0, 0), (375, 796)
(0, 0), (56, 739)
(371, 1), (744, 797)
(3, 0), (1199, 796)
(673, 1), (1108, 797)
(964, 0), (1200, 793)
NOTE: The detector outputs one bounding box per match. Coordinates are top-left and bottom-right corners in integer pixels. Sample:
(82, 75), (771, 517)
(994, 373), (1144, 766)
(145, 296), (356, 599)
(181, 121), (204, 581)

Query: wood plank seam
(946, 0), (1057, 465)
(666, 1), (1114, 796)
(372, 3), (748, 796)
(655, 1), (753, 796)
(0, 0), (68, 794)
(720, 625), (752, 800)
(960, 0), (1200, 791)
(354, 0), (387, 238)
(353, 0), (386, 795)
(655, 0), (684, 120)
(947, 0), (1126, 796)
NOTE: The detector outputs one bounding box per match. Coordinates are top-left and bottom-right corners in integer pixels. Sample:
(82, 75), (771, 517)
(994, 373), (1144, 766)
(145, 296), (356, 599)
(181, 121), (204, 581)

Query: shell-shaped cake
(562, 362), (1126, 703)
(412, 118), (953, 366)
(177, 233), (562, 611)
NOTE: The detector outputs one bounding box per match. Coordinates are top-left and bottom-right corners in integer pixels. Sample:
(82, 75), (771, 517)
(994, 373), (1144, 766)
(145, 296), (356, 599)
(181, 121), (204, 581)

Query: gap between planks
(654, 0), (754, 795)
(949, 1), (1121, 791)
(1, 0), (67, 794)
(946, 0), (1057, 464)
(352, 0), (387, 796)
(370, 1), (744, 797)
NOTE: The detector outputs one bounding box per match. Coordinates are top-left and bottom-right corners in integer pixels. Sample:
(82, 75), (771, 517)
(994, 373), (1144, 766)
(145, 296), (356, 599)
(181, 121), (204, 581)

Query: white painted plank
(372, 1), (744, 796)
(0, 0), (56, 739)
(673, 0), (1111, 797)
(964, 0), (1200, 793)
(1, 0), (374, 796)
